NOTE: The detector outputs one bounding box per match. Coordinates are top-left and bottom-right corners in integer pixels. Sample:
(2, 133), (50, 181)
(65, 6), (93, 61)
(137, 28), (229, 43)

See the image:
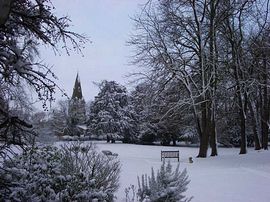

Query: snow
(92, 142), (270, 202)
(76, 124), (88, 130)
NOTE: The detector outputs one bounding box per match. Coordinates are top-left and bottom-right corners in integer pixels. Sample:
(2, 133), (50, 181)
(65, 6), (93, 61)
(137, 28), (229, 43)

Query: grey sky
(39, 0), (147, 107)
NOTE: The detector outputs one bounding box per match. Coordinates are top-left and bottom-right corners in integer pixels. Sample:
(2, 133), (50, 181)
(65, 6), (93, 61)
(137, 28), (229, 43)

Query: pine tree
(87, 80), (138, 142)
(130, 83), (158, 144)
(130, 81), (187, 145)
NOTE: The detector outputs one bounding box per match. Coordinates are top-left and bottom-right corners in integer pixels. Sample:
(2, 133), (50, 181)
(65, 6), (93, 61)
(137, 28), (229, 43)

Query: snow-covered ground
(93, 142), (270, 202)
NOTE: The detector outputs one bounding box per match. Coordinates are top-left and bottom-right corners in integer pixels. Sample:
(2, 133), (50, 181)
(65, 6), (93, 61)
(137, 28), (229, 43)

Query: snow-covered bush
(137, 161), (192, 202)
(0, 145), (63, 201)
(60, 142), (121, 201)
(0, 142), (120, 201)
(125, 185), (136, 202)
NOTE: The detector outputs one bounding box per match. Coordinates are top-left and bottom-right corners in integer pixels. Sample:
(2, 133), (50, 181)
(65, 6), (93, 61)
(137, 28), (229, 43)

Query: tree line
(52, 0), (270, 158)
(127, 0), (270, 157)
(1, 0), (270, 159)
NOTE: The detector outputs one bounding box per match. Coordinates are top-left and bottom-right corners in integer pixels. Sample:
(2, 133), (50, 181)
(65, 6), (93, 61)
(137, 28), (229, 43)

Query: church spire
(72, 73), (83, 99)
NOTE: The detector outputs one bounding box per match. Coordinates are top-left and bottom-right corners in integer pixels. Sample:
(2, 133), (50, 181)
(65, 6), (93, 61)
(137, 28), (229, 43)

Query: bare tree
(129, 0), (222, 157)
(249, 26), (270, 150)
(219, 0), (270, 153)
(129, 0), (270, 156)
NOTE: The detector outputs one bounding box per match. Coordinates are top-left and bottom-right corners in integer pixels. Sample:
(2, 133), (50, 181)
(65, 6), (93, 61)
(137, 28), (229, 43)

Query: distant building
(68, 73), (86, 135)
(71, 73), (83, 100)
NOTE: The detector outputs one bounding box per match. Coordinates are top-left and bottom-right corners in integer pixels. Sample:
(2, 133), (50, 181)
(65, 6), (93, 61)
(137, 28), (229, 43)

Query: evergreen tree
(130, 83), (158, 144)
(130, 81), (189, 145)
(88, 80), (138, 143)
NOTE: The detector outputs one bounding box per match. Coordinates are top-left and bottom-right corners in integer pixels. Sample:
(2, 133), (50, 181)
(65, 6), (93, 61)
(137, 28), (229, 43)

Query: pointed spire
(72, 73), (83, 99)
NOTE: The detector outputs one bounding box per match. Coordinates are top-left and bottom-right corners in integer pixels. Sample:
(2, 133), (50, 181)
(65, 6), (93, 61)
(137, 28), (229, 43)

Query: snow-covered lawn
(93, 142), (270, 202)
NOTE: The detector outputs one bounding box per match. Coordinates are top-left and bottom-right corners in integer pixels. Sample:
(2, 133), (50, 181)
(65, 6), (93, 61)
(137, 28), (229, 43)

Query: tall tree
(219, 0), (270, 153)
(88, 80), (138, 143)
(249, 27), (270, 150)
(130, 82), (159, 144)
(129, 0), (220, 157)
(130, 0), (270, 156)
(0, 0), (86, 152)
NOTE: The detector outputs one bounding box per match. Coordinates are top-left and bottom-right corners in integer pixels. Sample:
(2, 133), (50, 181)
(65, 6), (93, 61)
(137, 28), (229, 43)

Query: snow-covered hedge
(137, 161), (192, 202)
(0, 142), (120, 201)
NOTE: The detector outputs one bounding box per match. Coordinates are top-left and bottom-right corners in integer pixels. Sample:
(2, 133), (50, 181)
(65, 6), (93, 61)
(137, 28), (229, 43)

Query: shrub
(60, 142), (121, 201)
(0, 142), (121, 201)
(137, 161), (192, 202)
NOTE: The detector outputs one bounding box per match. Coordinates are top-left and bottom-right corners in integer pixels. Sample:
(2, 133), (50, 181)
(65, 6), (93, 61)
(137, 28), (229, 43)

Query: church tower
(72, 73), (83, 99)
(69, 73), (86, 127)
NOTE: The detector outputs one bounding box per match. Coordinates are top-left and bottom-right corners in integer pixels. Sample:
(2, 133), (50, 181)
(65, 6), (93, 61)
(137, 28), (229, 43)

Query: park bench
(161, 150), (179, 162)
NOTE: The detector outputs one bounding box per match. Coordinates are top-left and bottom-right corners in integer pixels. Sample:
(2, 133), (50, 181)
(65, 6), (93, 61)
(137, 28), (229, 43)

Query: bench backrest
(161, 150), (179, 161)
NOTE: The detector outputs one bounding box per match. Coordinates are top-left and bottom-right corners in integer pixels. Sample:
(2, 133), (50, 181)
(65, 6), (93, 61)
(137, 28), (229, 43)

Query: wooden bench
(161, 150), (179, 162)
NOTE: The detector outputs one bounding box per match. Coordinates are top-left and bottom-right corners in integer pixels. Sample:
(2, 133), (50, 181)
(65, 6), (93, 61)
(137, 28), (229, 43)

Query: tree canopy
(0, 0), (87, 153)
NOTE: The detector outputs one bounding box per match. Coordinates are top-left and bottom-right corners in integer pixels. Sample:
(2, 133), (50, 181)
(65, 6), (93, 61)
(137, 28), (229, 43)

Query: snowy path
(95, 142), (270, 202)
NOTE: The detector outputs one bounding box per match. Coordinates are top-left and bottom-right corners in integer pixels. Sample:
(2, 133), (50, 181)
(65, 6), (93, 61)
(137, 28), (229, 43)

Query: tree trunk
(232, 53), (247, 154)
(231, 41), (247, 154)
(197, 132), (209, 157)
(261, 55), (269, 150)
(192, 0), (209, 158)
(239, 108), (247, 154)
(247, 99), (261, 150)
(261, 106), (269, 150)
(197, 102), (209, 158)
(208, 0), (218, 157)
(210, 113), (218, 156)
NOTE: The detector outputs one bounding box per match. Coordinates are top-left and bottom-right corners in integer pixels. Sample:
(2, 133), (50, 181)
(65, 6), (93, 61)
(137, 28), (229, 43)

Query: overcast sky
(38, 0), (147, 108)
